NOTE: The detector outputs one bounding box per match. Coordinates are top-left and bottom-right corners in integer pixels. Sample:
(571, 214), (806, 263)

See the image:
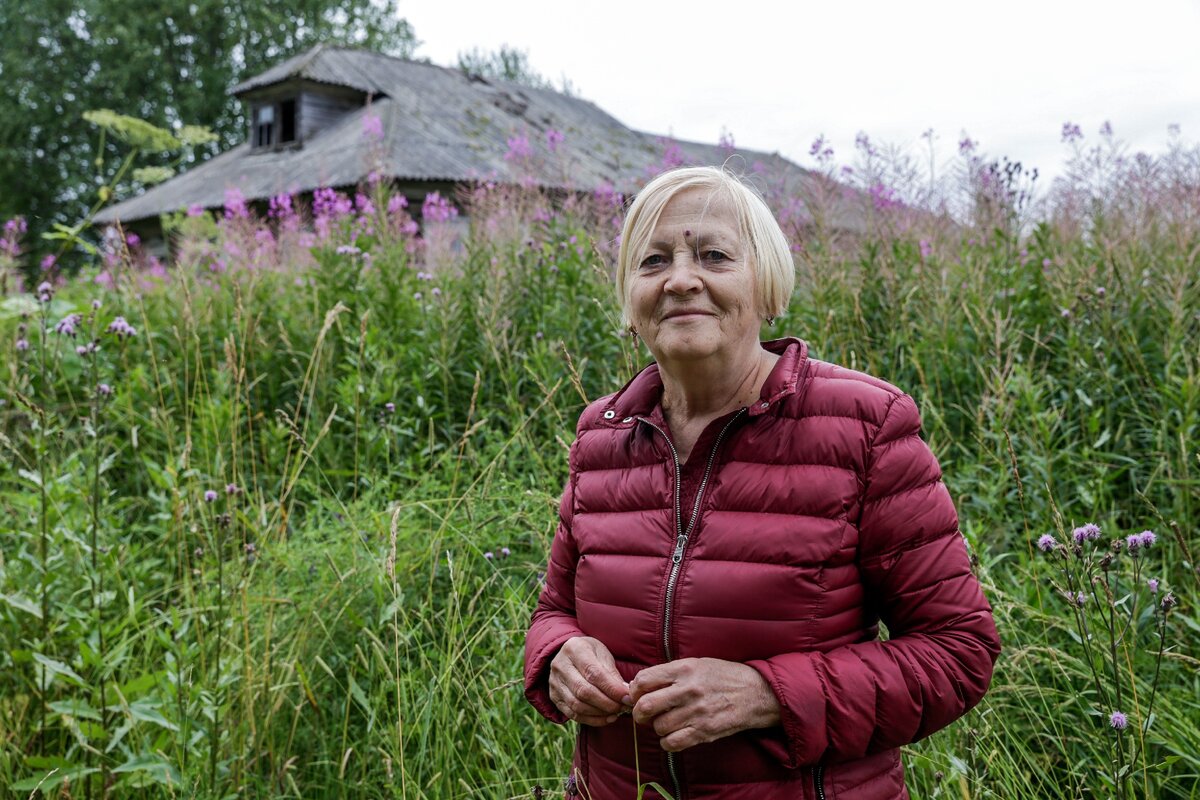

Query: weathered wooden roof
(97, 46), (846, 228)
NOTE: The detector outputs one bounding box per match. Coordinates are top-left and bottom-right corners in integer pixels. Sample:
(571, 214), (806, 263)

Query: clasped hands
(548, 636), (781, 753)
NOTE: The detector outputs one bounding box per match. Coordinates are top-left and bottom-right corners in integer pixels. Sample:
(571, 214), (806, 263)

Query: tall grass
(1, 128), (1197, 798)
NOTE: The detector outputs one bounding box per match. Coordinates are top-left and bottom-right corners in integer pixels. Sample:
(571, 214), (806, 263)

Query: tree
(457, 44), (565, 93)
(0, 0), (417, 266)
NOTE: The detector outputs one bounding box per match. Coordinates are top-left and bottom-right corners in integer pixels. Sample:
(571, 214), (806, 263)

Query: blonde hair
(615, 166), (795, 327)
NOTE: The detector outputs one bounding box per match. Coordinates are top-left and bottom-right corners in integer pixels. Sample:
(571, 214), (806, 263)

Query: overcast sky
(404, 0), (1200, 189)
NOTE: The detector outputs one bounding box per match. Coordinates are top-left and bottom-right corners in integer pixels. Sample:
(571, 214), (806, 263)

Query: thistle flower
(1074, 591), (1087, 607)
(1148, 578), (1159, 594)
(1125, 533), (1143, 552)
(483, 551), (494, 561)
(384, 402), (395, 413)
(500, 547), (511, 558)
(54, 313), (82, 337)
(1037, 534), (1057, 552)
(225, 483), (240, 495)
(1072, 523), (1101, 543)
(36, 281), (53, 302)
(15, 338), (29, 351)
(204, 489), (218, 503)
(1109, 711), (1128, 730)
(1161, 592), (1177, 611)
(91, 298), (101, 310)
(1136, 530), (1156, 548)
(106, 316), (137, 338)
(96, 383), (112, 396)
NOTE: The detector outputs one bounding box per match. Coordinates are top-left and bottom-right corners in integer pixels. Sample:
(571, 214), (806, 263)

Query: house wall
(299, 91), (363, 142)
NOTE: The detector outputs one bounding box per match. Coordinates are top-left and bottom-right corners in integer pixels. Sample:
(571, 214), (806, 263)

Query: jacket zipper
(814, 764), (826, 800)
(637, 408), (747, 800)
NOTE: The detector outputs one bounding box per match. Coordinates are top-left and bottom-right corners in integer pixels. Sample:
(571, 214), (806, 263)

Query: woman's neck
(658, 342), (778, 425)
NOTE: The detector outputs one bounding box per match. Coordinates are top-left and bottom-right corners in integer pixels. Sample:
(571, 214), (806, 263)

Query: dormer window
(251, 99), (298, 150)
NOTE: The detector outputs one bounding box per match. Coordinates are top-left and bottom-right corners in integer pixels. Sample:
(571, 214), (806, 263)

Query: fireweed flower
(204, 489), (218, 503)
(1109, 711), (1128, 730)
(40, 254), (56, 271)
(224, 187), (250, 219)
(422, 192), (458, 223)
(504, 134), (532, 162)
(1061, 122), (1084, 144)
(919, 239), (933, 259)
(1072, 523), (1101, 543)
(1037, 534), (1057, 552)
(958, 136), (977, 155)
(362, 113), (384, 142)
(545, 128), (565, 152)
(387, 194), (409, 214)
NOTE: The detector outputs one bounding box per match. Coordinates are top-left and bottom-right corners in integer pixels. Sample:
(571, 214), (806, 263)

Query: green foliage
(0, 182), (1197, 798)
(0, 0), (417, 264)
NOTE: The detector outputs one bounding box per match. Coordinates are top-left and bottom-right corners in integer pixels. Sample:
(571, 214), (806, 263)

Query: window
(252, 99), (298, 149)
(254, 105), (274, 148)
(279, 99), (296, 144)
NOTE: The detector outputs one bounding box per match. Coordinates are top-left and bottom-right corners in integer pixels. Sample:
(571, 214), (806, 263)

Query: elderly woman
(524, 166), (1000, 800)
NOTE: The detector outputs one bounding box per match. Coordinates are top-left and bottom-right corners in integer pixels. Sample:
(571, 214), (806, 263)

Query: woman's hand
(629, 658), (781, 752)
(549, 636), (632, 726)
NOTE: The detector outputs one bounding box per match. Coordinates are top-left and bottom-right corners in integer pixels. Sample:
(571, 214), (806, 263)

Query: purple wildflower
(504, 134), (532, 162)
(431, 287), (442, 297)
(224, 187), (249, 219)
(868, 182), (900, 211)
(1037, 534), (1057, 552)
(500, 547), (511, 558)
(413, 291), (422, 301)
(958, 136), (977, 155)
(545, 128), (565, 153)
(387, 194), (409, 214)
(422, 192), (458, 223)
(37, 281), (53, 302)
(1099, 120), (1113, 137)
(204, 489), (218, 503)
(335, 244), (361, 256)
(1126, 533), (1143, 552)
(40, 254), (56, 271)
(483, 551), (494, 561)
(187, 203), (205, 217)
(384, 402), (395, 413)
(91, 299), (101, 310)
(362, 113), (384, 142)
(96, 383), (112, 396)
(1161, 592), (1177, 611)
(809, 135), (834, 164)
(1148, 578), (1159, 594)
(1074, 591), (1087, 607)
(106, 316), (137, 338)
(1109, 711), (1128, 730)
(54, 314), (82, 337)
(1136, 530), (1156, 548)
(16, 338), (29, 351)
(226, 483), (240, 495)
(919, 239), (933, 259)
(1061, 122), (1083, 144)
(1072, 523), (1101, 543)
(125, 232), (140, 248)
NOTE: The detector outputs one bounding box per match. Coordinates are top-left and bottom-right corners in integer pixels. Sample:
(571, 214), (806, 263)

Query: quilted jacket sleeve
(747, 392), (1001, 767)
(523, 477), (583, 724)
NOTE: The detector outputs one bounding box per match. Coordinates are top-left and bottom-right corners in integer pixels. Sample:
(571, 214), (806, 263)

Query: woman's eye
(640, 254), (665, 268)
(703, 250), (728, 263)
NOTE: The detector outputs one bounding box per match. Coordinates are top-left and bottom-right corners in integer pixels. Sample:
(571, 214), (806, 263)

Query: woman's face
(628, 187), (762, 367)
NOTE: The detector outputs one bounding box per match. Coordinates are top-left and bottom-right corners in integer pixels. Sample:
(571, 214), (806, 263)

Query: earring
(766, 316), (775, 327)
(628, 326), (638, 338)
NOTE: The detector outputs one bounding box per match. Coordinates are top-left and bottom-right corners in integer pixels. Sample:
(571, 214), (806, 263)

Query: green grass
(0, 178), (1197, 798)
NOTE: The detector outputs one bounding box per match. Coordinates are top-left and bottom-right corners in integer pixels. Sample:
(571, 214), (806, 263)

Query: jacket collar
(598, 337), (809, 426)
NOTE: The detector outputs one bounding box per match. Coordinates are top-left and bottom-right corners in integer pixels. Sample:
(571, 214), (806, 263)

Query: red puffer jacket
(525, 338), (1000, 800)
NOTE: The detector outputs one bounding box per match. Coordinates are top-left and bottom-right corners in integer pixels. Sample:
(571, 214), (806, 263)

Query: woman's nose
(662, 253), (703, 294)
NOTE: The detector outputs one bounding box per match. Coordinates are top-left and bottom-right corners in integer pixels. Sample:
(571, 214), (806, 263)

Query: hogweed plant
(1036, 521), (1179, 799)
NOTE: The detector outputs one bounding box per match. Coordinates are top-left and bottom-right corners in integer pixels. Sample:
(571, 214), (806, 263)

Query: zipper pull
(671, 534), (687, 564)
